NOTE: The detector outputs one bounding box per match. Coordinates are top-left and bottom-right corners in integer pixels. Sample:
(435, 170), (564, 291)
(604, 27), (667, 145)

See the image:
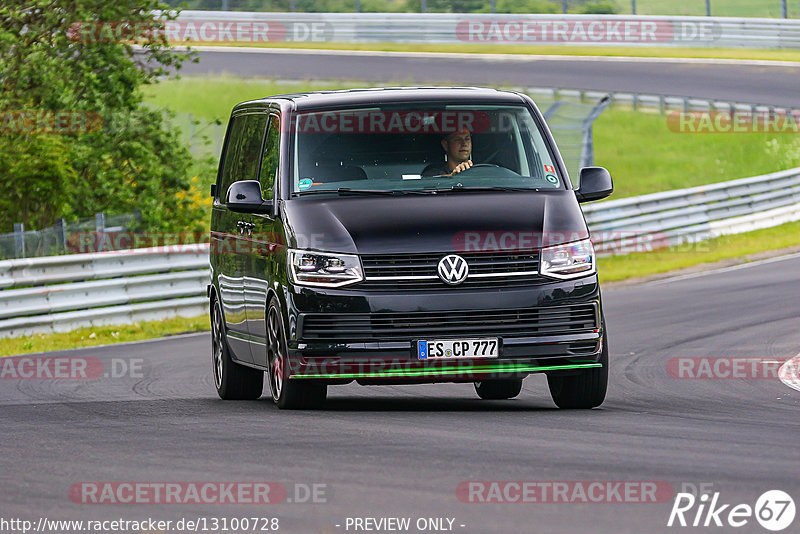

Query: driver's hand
(449, 160), (473, 176)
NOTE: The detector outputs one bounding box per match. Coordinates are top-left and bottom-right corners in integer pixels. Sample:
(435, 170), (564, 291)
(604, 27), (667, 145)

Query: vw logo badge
(437, 255), (469, 285)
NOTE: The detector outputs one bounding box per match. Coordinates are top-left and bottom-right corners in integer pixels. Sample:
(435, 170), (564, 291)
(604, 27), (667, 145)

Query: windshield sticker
(298, 178), (314, 190)
(545, 174), (559, 184)
(544, 164), (555, 174)
(402, 174), (422, 180)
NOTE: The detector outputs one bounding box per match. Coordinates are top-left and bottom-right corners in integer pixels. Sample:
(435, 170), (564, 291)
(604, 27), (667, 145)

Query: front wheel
(266, 298), (327, 410)
(211, 298), (263, 400)
(547, 335), (608, 409)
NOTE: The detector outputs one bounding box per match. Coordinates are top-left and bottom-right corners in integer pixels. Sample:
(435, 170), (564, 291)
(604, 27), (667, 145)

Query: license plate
(417, 338), (499, 360)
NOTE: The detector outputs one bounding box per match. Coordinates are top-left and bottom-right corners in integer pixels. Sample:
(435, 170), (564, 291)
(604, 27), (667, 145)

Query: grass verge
(183, 41), (800, 63)
(598, 219), (800, 282)
(0, 315), (210, 358)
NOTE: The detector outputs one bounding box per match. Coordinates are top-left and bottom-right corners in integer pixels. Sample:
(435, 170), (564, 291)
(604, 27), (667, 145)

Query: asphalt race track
(183, 48), (800, 108)
(2, 255), (799, 532)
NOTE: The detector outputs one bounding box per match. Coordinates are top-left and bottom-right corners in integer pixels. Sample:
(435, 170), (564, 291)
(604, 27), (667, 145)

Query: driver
(421, 129), (474, 177)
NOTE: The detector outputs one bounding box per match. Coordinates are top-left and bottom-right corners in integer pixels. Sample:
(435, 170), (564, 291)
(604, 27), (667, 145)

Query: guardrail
(176, 12), (800, 49)
(3, 165), (800, 338)
(584, 167), (800, 254)
(0, 245), (209, 338)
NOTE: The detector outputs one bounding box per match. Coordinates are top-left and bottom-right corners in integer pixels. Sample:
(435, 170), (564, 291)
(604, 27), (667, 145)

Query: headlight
(540, 239), (595, 279)
(288, 249), (364, 287)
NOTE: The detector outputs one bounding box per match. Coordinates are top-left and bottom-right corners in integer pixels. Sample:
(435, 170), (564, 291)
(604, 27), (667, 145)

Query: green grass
(610, 0), (794, 17)
(184, 41), (800, 62)
(0, 315), (210, 357)
(142, 77), (359, 123)
(598, 219), (800, 282)
(594, 108), (800, 198)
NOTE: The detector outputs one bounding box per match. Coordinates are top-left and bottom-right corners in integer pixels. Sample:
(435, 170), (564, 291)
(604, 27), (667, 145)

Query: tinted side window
(260, 115), (280, 199)
(218, 113), (268, 201)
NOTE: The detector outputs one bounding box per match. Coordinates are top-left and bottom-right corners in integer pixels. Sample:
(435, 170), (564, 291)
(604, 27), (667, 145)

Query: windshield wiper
(423, 185), (538, 193)
(295, 188), (433, 197)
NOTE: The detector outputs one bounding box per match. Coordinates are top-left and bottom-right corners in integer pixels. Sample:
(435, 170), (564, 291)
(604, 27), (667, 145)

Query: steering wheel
(427, 163), (503, 178)
(453, 163), (501, 175)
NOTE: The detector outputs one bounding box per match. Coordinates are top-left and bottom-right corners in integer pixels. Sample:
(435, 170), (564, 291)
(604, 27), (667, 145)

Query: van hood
(282, 191), (589, 254)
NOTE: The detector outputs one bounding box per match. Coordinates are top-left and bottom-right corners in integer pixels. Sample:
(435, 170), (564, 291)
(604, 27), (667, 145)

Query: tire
(211, 297), (264, 400)
(266, 298), (327, 410)
(474, 379), (523, 400)
(547, 334), (608, 409)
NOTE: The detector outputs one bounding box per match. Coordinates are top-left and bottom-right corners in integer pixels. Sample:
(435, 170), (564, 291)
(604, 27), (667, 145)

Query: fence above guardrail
(173, 12), (800, 49)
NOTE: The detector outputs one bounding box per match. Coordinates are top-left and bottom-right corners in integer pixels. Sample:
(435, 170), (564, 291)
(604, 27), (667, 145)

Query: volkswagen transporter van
(208, 87), (613, 409)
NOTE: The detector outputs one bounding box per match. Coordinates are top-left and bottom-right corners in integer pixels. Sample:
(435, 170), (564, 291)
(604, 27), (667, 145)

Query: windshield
(290, 103), (562, 195)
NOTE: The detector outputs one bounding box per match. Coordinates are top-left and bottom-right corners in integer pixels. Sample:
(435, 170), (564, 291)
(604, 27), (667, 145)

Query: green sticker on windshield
(545, 174), (559, 184)
(298, 178), (313, 190)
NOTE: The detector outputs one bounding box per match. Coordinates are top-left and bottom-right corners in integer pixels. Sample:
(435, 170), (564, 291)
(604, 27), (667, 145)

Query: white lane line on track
(644, 252), (800, 286)
(187, 45), (800, 68)
(779, 353), (800, 392)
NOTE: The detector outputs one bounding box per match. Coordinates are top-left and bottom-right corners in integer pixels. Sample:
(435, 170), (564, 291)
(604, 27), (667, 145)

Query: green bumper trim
(290, 362), (602, 380)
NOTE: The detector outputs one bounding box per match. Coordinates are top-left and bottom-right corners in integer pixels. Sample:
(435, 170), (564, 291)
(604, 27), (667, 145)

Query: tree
(0, 0), (203, 233)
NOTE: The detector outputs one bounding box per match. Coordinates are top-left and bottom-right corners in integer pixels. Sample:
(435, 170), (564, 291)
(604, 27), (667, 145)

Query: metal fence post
(562, 0), (568, 14)
(631, 0), (636, 15)
(13, 223), (25, 259)
(783, 0), (788, 18)
(56, 218), (67, 254)
(189, 113), (195, 156)
(580, 95), (612, 170)
(706, 0), (711, 16)
(421, 0), (426, 13)
(95, 212), (106, 253)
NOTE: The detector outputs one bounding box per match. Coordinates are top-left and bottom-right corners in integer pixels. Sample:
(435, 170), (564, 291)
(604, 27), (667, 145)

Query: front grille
(359, 251), (541, 290)
(300, 303), (598, 341)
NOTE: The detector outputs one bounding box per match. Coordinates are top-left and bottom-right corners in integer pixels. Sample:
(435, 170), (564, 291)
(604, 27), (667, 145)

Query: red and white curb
(779, 352), (800, 392)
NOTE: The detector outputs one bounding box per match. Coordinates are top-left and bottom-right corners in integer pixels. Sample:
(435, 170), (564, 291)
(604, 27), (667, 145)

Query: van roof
(234, 86), (528, 112)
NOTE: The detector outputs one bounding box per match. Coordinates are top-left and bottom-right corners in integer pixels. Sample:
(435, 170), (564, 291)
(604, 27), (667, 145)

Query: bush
(575, 1), (618, 14)
(0, 1), (200, 233)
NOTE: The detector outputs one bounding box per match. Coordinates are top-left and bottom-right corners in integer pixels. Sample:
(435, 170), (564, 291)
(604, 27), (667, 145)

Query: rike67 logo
(667, 490), (795, 531)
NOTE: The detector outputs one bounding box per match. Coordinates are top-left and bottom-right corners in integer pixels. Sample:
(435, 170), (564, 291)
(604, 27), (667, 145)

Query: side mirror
(226, 180), (273, 214)
(576, 167), (613, 203)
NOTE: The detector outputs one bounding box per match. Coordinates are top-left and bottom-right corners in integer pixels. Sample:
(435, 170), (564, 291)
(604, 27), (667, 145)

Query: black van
(208, 87), (613, 409)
